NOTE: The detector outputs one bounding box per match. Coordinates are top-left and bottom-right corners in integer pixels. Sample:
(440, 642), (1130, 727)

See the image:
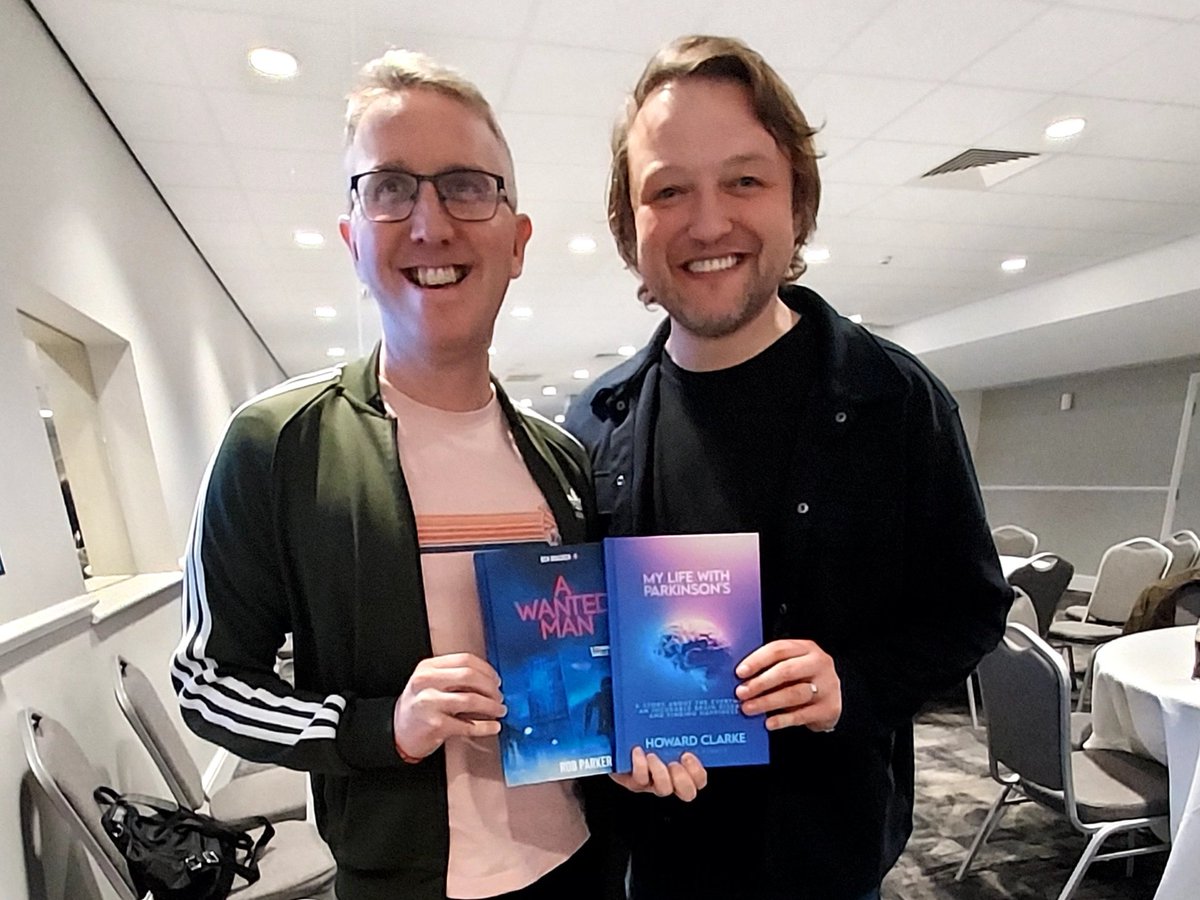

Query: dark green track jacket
(172, 347), (616, 899)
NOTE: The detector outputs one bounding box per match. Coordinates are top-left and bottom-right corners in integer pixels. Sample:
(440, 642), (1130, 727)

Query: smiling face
(339, 88), (531, 362)
(626, 77), (798, 339)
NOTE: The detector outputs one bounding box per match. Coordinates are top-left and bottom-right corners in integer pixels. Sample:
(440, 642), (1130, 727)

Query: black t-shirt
(651, 314), (816, 615)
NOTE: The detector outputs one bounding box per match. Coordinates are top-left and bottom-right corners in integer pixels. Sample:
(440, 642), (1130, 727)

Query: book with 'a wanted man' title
(603, 533), (769, 773)
(473, 542), (614, 786)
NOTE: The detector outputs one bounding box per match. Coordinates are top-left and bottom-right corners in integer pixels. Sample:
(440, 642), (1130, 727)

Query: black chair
(1008, 552), (1074, 637)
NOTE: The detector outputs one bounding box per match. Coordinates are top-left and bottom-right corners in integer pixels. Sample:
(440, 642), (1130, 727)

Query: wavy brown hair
(609, 35), (820, 292)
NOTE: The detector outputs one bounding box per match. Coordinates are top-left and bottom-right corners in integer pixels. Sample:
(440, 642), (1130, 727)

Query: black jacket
(567, 285), (1011, 898)
(174, 347), (621, 900)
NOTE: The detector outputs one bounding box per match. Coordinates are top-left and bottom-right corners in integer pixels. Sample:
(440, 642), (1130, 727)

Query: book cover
(473, 542), (614, 786)
(604, 533), (769, 773)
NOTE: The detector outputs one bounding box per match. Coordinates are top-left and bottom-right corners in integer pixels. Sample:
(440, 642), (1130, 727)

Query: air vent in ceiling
(922, 148), (1038, 178)
(915, 148), (1044, 190)
(504, 373), (543, 382)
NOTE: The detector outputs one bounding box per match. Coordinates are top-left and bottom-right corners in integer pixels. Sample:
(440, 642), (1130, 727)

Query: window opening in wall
(18, 312), (136, 585)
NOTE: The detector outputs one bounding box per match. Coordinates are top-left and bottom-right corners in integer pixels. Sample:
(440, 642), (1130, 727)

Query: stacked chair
(955, 623), (1169, 900)
(21, 708), (336, 900)
(113, 656), (307, 823)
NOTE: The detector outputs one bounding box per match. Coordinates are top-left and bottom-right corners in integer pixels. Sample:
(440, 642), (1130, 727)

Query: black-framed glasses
(349, 168), (510, 223)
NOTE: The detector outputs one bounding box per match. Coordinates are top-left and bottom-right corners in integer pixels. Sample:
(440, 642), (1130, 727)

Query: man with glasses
(174, 50), (621, 900)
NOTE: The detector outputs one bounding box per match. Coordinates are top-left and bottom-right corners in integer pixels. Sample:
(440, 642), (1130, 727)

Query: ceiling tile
(351, 0), (537, 42)
(876, 83), (1052, 145)
(207, 90), (344, 151)
(132, 140), (239, 189)
(160, 185), (255, 224)
(1056, 0), (1200, 18)
(827, 0), (1046, 80)
(527, 0), (723, 54)
(517, 162), (610, 206)
(955, 5), (1175, 92)
(503, 44), (645, 116)
(820, 139), (966, 186)
(992, 154), (1200, 203)
(1072, 23), (1200, 106)
(231, 147), (344, 195)
(500, 112), (614, 170)
(797, 73), (938, 140)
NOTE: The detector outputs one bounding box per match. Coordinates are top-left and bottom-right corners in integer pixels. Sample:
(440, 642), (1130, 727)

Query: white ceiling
(28, 0), (1200, 417)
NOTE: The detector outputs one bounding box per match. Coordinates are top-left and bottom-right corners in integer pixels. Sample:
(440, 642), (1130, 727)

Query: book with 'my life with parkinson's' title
(603, 532), (769, 774)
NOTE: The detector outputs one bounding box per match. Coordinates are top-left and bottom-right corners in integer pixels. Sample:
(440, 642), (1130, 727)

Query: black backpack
(94, 786), (274, 900)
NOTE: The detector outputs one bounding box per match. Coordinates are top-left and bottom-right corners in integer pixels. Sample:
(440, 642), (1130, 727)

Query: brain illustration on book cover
(474, 543), (614, 786)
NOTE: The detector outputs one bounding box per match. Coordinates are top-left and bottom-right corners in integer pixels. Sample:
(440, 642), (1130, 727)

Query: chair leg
(1064, 645), (1078, 691)
(956, 784), (1013, 882)
(966, 673), (979, 729)
(1057, 826), (1115, 900)
(1076, 655), (1094, 712)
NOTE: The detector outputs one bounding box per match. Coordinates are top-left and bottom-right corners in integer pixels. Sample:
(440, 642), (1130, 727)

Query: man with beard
(567, 35), (1011, 900)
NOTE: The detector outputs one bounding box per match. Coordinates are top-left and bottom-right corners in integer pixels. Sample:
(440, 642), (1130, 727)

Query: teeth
(410, 266), (466, 286)
(685, 255), (739, 274)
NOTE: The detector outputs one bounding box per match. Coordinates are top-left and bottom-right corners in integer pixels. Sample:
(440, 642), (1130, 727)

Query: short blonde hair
(345, 49), (518, 207)
(609, 35), (820, 285)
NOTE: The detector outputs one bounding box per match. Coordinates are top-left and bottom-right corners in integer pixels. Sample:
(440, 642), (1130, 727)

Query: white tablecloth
(1086, 626), (1200, 900)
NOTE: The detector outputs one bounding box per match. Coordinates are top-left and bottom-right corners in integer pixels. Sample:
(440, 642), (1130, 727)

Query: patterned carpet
(883, 699), (1166, 900)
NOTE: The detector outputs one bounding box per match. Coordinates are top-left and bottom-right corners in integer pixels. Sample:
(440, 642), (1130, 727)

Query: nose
(407, 181), (455, 243)
(687, 187), (734, 244)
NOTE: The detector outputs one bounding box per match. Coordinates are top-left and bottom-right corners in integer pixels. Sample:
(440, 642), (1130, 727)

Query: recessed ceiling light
(542, 385), (558, 396)
(802, 246), (831, 264)
(848, 314), (864, 324)
(553, 414), (566, 424)
(617, 345), (636, 358)
(572, 368), (589, 380)
(314, 306), (337, 319)
(1044, 117), (1086, 140)
(519, 398), (533, 408)
(568, 234), (597, 254)
(249, 47), (299, 79)
(39, 408), (53, 419)
(326, 346), (346, 358)
(1001, 257), (1027, 273)
(488, 345), (496, 356)
(293, 229), (325, 248)
(510, 306), (533, 319)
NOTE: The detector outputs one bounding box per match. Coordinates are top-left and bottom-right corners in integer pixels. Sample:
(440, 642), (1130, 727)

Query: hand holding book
(609, 746), (708, 802)
(735, 639), (842, 733)
(392, 652), (507, 761)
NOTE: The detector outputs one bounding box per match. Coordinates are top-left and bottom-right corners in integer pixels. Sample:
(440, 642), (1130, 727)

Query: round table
(1086, 626), (1200, 900)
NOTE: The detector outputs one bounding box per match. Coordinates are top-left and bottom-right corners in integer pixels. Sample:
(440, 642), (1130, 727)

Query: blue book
(473, 543), (614, 786)
(603, 533), (769, 773)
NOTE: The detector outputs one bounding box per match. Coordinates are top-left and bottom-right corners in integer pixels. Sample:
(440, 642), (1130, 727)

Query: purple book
(603, 533), (770, 773)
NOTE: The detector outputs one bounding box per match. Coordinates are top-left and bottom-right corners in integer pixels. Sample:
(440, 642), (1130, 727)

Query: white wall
(0, 1), (285, 895)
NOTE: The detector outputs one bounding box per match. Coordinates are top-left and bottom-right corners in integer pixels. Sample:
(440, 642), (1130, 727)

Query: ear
(338, 214), (358, 262)
(509, 213), (533, 279)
